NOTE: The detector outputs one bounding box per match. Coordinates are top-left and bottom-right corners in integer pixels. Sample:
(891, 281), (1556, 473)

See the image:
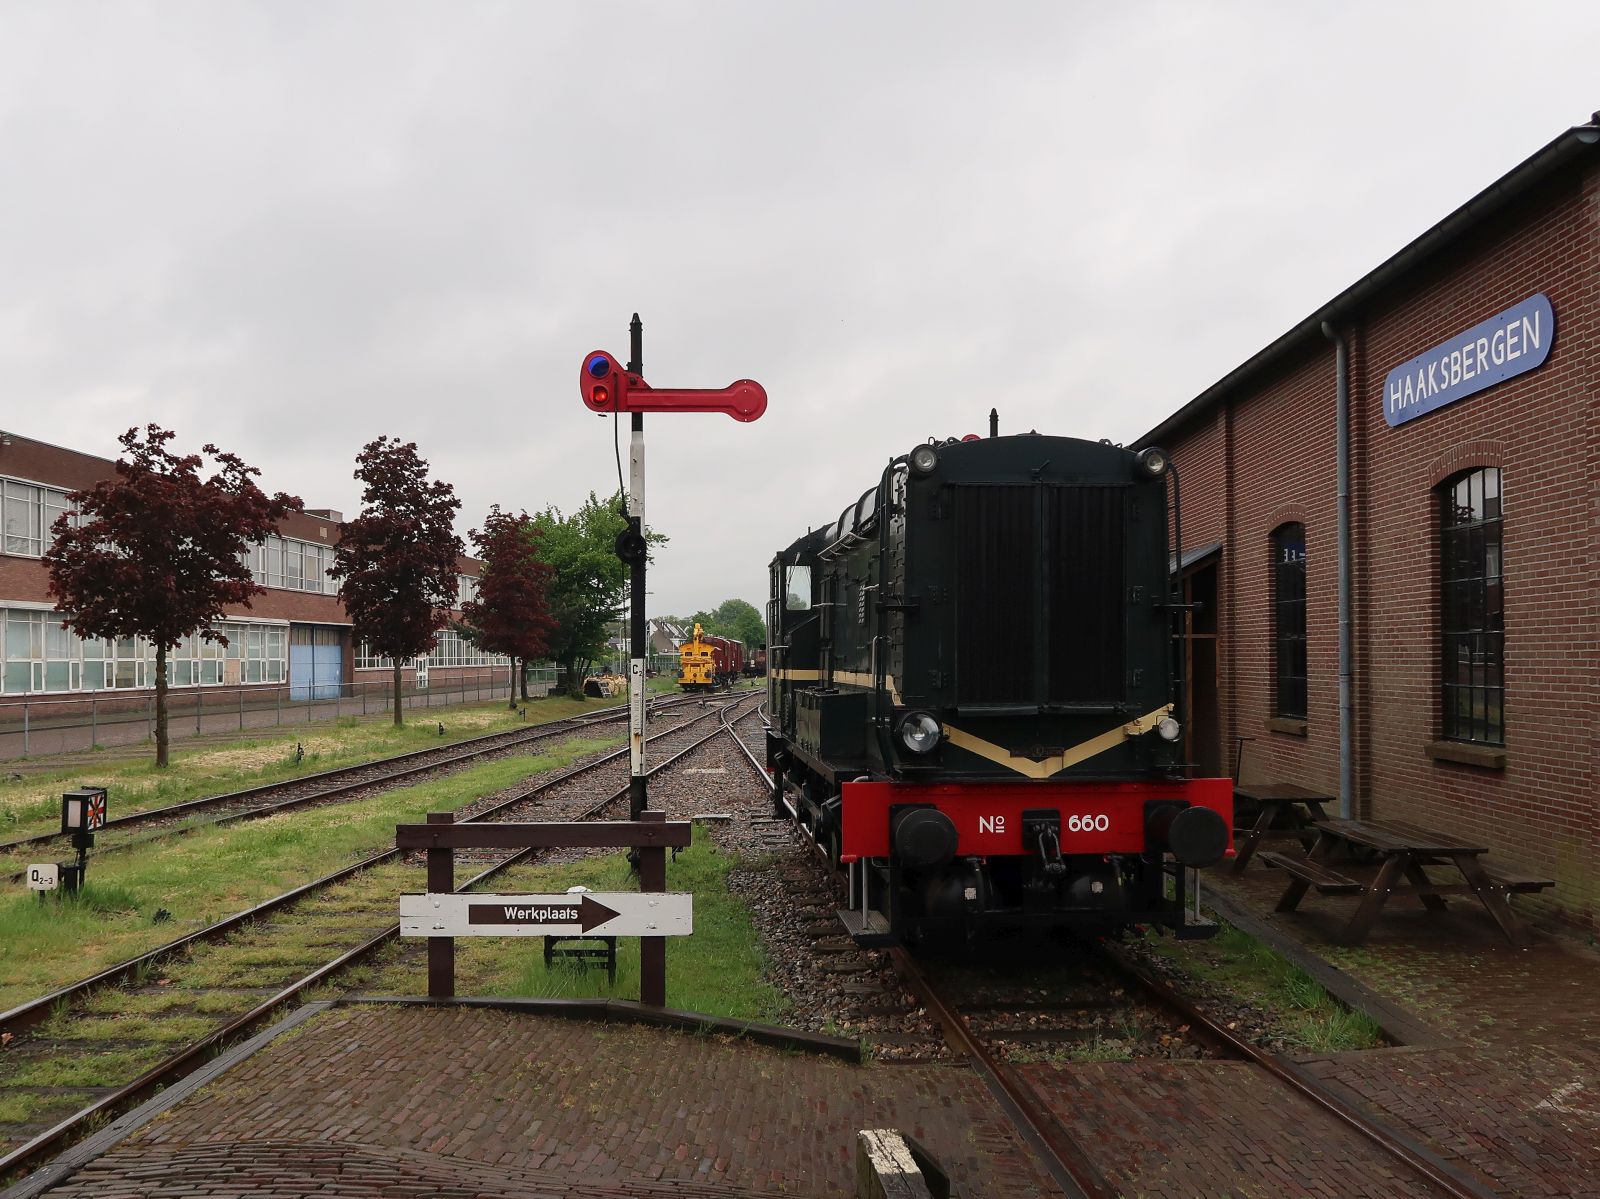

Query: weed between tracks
(0, 694), (627, 839)
(0, 735), (618, 1014)
(1139, 921), (1384, 1052)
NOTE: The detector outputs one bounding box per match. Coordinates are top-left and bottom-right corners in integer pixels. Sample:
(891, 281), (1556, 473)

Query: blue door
(289, 627), (345, 701)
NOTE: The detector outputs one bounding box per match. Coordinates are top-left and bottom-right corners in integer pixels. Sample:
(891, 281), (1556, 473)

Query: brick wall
(1161, 160), (1599, 929)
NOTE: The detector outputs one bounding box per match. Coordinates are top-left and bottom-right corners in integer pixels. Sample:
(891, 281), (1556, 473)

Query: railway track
(0, 692), (713, 874)
(721, 705), (1500, 1199)
(0, 691), (764, 1184)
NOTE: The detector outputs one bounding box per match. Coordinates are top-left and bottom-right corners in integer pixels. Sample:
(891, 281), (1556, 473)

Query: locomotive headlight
(908, 445), (940, 476)
(1157, 716), (1181, 741)
(898, 711), (942, 754)
(1136, 446), (1170, 477)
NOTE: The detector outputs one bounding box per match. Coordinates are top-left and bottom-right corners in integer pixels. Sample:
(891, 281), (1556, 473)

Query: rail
(0, 691), (764, 1184)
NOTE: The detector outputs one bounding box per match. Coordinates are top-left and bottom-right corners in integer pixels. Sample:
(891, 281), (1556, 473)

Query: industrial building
(1140, 115), (1600, 928)
(0, 430), (509, 723)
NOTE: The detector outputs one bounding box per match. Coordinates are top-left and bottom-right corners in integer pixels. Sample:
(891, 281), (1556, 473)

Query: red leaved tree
(459, 507), (556, 708)
(330, 437), (462, 727)
(43, 425), (300, 767)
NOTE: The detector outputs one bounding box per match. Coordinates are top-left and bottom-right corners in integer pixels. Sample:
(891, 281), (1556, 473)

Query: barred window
(1273, 523), (1307, 720)
(1439, 468), (1504, 746)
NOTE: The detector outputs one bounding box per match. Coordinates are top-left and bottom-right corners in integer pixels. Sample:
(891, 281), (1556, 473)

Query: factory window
(1272, 524), (1307, 721)
(245, 535), (339, 594)
(1, 478), (75, 557)
(356, 634), (505, 671)
(0, 611), (283, 694)
(1440, 468), (1504, 746)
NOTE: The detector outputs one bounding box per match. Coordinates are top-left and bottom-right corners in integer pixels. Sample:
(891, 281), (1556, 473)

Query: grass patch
(5, 1046), (168, 1088)
(373, 828), (783, 1021)
(0, 735), (617, 1013)
(0, 693), (630, 838)
(1146, 922), (1384, 1052)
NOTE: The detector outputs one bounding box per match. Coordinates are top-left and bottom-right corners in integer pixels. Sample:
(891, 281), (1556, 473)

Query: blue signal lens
(587, 355), (611, 378)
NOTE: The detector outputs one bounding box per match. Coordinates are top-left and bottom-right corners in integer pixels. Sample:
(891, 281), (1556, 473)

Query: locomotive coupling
(1144, 801), (1229, 868)
(1022, 809), (1067, 876)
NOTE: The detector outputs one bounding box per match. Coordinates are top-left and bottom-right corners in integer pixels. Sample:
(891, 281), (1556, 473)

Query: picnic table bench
(1229, 781), (1335, 874)
(1259, 817), (1553, 946)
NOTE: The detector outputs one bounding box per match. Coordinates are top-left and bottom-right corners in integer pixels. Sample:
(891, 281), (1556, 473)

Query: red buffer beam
(580, 350), (767, 422)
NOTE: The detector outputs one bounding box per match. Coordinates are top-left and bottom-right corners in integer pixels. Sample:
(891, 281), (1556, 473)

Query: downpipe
(1321, 321), (1354, 819)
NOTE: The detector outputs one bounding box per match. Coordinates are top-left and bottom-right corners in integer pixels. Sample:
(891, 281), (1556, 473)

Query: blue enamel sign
(1383, 293), (1554, 428)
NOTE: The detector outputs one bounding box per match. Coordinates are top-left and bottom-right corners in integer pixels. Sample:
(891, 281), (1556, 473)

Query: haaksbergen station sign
(1383, 292), (1554, 428)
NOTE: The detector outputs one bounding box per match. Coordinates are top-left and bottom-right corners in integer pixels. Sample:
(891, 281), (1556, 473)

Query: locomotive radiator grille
(1048, 484), (1126, 703)
(953, 485), (1036, 704)
(951, 483), (1126, 706)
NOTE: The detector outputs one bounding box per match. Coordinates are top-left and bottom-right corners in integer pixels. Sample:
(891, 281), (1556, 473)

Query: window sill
(1266, 717), (1307, 737)
(1426, 740), (1506, 770)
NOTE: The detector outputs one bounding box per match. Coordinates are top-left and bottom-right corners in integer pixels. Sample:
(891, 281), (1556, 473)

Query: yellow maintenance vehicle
(677, 623), (717, 691)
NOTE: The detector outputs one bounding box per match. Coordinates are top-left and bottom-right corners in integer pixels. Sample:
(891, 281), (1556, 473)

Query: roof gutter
(1136, 121), (1600, 450)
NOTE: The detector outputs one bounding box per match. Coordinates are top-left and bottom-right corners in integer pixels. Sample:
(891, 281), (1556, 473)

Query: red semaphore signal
(579, 351), (767, 422)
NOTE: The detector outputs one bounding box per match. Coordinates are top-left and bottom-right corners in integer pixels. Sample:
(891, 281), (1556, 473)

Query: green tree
(532, 492), (663, 697)
(711, 598), (766, 648)
(690, 598), (766, 649)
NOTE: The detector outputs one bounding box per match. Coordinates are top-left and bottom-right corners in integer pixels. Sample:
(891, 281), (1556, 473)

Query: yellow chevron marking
(942, 705), (1174, 780)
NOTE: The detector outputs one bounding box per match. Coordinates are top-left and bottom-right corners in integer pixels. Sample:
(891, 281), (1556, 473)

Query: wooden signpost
(394, 811), (692, 1005)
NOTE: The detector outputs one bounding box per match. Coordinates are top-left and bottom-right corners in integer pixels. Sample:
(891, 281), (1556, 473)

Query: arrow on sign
(400, 892), (693, 938)
(464, 895), (621, 931)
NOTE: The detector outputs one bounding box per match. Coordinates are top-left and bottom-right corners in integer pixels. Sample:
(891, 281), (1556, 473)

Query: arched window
(1272, 524), (1307, 720)
(1439, 468), (1504, 745)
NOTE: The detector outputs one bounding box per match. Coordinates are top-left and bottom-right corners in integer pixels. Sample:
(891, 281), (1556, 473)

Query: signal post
(579, 319), (766, 1000)
(580, 317), (768, 825)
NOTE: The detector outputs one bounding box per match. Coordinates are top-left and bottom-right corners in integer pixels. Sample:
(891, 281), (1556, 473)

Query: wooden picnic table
(1229, 781), (1335, 874)
(1263, 817), (1552, 947)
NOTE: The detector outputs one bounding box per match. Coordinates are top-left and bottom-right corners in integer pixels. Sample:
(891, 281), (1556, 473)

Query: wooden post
(639, 810), (667, 1006)
(427, 811), (455, 998)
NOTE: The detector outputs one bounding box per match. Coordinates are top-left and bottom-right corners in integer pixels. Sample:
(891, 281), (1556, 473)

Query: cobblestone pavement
(39, 1005), (1058, 1199)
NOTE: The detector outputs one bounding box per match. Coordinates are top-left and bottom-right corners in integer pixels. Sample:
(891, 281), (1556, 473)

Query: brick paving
(1021, 1059), (1425, 1199)
(1188, 863), (1600, 1198)
(39, 1005), (1058, 1198)
(23, 862), (1600, 1198)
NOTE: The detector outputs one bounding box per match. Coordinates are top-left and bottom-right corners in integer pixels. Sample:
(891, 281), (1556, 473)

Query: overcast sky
(2, 2), (1596, 618)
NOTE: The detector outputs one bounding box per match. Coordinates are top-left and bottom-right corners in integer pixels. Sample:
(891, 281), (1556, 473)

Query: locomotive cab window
(785, 565), (812, 611)
(1273, 523), (1307, 721)
(1440, 467), (1504, 746)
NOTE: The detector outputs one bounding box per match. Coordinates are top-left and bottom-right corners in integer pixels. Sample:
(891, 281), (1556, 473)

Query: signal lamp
(1136, 446), (1170, 478)
(908, 445), (939, 476)
(593, 384), (610, 406)
(587, 355), (612, 378)
(1157, 716), (1181, 741)
(898, 711), (942, 754)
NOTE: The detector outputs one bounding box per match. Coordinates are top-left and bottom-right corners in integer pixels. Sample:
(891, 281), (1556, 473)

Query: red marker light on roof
(962, 433), (980, 442)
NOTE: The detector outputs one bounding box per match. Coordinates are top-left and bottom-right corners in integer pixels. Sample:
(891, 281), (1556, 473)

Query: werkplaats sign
(1383, 293), (1554, 428)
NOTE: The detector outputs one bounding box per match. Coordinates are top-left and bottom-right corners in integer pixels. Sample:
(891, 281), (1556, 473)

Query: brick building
(0, 430), (509, 719)
(1137, 115), (1600, 928)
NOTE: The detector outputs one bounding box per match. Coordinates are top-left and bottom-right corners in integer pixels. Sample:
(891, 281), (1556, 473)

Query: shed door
(289, 627), (344, 701)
